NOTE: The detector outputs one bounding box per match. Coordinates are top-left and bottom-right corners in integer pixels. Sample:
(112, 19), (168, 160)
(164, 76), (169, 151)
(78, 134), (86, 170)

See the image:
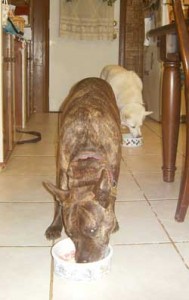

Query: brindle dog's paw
(45, 226), (62, 240)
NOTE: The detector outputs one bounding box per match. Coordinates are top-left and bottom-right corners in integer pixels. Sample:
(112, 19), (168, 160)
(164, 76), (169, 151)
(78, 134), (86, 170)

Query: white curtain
(59, 0), (115, 40)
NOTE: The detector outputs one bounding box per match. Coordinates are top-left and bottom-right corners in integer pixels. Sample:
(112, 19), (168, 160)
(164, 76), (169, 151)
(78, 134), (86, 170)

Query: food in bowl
(122, 133), (143, 147)
(52, 238), (113, 281)
(58, 250), (75, 262)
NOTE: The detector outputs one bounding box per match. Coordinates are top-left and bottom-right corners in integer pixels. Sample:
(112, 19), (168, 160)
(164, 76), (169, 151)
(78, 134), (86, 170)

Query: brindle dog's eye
(83, 226), (98, 236)
(89, 227), (97, 234)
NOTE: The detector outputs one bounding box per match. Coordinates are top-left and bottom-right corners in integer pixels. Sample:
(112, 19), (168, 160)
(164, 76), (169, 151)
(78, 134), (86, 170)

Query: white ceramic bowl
(52, 238), (113, 281)
(122, 133), (143, 147)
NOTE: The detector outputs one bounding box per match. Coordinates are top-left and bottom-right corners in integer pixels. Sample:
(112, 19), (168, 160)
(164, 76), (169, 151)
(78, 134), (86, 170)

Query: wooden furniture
(172, 0), (189, 221)
(148, 0), (189, 221)
(2, 33), (15, 161)
(32, 0), (49, 112)
(14, 39), (33, 128)
(2, 32), (33, 163)
(14, 38), (24, 128)
(26, 41), (34, 121)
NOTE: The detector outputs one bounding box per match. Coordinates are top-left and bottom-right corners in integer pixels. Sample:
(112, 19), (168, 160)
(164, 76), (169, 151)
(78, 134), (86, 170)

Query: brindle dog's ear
(93, 169), (112, 208)
(43, 181), (69, 203)
(98, 169), (111, 192)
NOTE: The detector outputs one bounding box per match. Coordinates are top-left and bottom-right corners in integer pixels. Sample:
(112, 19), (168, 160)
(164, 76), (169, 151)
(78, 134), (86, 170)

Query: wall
(49, 0), (120, 111)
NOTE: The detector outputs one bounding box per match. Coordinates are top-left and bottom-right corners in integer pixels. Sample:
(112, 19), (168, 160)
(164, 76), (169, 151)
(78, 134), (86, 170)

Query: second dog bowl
(52, 238), (113, 281)
(122, 133), (143, 147)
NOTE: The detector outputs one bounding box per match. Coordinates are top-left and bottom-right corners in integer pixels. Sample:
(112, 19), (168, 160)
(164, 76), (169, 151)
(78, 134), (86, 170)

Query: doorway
(32, 0), (49, 112)
(10, 0), (127, 112)
(49, 0), (123, 111)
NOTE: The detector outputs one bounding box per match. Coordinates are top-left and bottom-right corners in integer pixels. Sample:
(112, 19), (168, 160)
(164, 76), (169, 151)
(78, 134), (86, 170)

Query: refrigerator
(143, 0), (188, 122)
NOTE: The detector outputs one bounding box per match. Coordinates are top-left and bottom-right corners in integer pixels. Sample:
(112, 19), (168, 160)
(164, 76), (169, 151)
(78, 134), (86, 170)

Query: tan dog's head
(121, 104), (152, 137)
(43, 169), (117, 263)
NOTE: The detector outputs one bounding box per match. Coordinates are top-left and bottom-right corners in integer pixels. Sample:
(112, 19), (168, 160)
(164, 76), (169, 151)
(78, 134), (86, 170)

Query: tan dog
(43, 78), (122, 263)
(100, 65), (152, 137)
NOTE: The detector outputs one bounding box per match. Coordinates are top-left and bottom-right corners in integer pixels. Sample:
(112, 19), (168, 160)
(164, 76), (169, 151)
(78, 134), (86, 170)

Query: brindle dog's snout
(75, 240), (108, 263)
(75, 249), (90, 263)
(77, 257), (88, 264)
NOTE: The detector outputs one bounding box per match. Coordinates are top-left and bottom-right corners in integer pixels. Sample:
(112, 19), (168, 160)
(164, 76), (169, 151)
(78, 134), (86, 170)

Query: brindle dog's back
(57, 78), (122, 190)
(60, 77), (120, 124)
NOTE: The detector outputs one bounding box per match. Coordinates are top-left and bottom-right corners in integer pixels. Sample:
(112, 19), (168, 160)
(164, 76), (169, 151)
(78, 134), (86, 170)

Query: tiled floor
(1, 113), (189, 300)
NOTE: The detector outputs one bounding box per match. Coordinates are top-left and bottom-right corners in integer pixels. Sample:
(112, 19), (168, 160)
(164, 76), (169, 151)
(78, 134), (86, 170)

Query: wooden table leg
(175, 73), (189, 221)
(161, 61), (181, 182)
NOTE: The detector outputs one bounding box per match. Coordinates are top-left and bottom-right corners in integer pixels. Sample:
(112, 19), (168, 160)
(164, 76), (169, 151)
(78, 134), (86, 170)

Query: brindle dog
(43, 77), (122, 263)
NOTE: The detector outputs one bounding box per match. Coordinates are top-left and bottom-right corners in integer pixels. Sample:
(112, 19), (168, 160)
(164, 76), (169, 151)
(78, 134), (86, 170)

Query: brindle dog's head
(43, 169), (118, 263)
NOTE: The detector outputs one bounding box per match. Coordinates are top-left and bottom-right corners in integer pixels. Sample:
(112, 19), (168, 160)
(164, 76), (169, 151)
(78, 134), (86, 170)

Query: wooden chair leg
(172, 0), (189, 221)
(175, 116), (189, 222)
(175, 165), (189, 222)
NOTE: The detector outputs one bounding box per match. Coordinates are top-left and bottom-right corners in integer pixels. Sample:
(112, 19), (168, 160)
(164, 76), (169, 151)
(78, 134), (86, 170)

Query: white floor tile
(117, 171), (145, 201)
(133, 172), (181, 200)
(0, 175), (55, 202)
(2, 156), (56, 176)
(12, 141), (57, 157)
(150, 200), (189, 242)
(0, 247), (51, 300)
(175, 242), (189, 267)
(145, 118), (162, 136)
(125, 154), (183, 173)
(111, 202), (169, 245)
(0, 203), (59, 246)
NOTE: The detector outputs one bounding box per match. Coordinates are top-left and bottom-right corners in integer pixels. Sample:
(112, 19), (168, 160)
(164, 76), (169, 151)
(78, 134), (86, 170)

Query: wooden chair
(172, 0), (189, 221)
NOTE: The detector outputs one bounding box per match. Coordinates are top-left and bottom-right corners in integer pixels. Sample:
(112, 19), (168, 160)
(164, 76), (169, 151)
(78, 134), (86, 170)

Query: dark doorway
(32, 0), (50, 112)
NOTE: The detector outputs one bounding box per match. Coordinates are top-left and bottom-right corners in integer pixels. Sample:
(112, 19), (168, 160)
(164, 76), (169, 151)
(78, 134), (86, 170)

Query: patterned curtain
(59, 0), (115, 40)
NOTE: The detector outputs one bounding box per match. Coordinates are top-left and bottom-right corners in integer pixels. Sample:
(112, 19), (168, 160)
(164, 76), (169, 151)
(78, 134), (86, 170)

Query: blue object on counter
(3, 17), (23, 36)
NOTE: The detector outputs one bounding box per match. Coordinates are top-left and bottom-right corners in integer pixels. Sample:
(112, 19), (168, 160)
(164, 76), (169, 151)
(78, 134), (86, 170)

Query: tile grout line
(0, 245), (52, 248)
(113, 241), (174, 246)
(144, 122), (185, 157)
(144, 194), (189, 270)
(129, 170), (189, 270)
(143, 122), (162, 139)
(49, 256), (54, 300)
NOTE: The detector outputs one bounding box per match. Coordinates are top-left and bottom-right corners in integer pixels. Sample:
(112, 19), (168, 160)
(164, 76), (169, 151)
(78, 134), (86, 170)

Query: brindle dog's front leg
(45, 198), (63, 240)
(45, 168), (68, 240)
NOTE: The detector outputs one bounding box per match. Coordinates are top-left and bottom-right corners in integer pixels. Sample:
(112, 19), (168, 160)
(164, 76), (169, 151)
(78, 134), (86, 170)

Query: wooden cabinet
(2, 32), (33, 162)
(2, 33), (15, 161)
(14, 39), (34, 128)
(9, 0), (49, 113)
(14, 38), (23, 128)
(26, 41), (34, 121)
